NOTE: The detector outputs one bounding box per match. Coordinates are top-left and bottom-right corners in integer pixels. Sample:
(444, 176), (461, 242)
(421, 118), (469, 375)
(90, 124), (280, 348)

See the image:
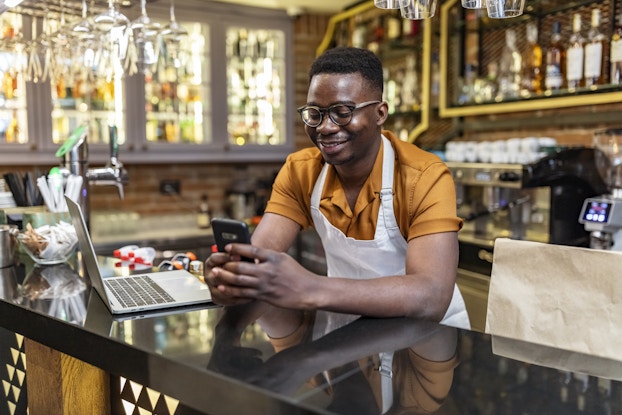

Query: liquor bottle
(566, 13), (585, 90)
(366, 16), (384, 54)
(400, 55), (419, 111)
(430, 52), (440, 108)
(351, 15), (367, 49)
(545, 21), (566, 91)
(584, 8), (607, 87)
(197, 194), (211, 229)
(611, 7), (622, 85)
(5, 110), (19, 143)
(385, 11), (401, 41)
(521, 22), (543, 94)
(496, 28), (522, 100)
(402, 18), (419, 41)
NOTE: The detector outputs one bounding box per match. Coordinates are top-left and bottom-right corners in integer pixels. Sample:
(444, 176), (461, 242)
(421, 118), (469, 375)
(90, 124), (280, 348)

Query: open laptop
(66, 196), (212, 314)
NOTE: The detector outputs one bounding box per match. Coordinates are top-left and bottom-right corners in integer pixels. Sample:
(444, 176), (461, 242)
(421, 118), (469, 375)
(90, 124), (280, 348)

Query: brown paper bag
(485, 238), (622, 362)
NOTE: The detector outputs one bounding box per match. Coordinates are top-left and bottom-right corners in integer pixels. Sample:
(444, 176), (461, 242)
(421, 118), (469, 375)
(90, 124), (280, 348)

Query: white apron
(310, 135), (469, 412)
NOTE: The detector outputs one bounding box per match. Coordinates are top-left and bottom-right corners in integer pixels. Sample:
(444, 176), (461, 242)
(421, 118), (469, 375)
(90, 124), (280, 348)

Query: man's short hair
(309, 47), (384, 97)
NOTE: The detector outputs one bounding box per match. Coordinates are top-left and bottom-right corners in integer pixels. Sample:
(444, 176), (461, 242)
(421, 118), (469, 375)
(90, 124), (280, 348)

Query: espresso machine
(450, 147), (607, 249)
(579, 129), (622, 250)
(447, 147), (607, 331)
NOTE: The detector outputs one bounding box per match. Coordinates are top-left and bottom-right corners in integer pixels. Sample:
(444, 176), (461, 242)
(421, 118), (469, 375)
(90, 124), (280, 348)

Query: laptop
(66, 196), (212, 314)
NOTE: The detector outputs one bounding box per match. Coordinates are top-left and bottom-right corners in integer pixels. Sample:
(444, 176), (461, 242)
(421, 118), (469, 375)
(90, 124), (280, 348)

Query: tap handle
(117, 182), (125, 200)
(109, 125), (119, 163)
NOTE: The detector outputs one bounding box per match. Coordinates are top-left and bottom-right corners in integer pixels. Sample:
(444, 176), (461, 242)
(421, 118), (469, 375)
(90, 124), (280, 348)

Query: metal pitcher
(0, 224), (19, 268)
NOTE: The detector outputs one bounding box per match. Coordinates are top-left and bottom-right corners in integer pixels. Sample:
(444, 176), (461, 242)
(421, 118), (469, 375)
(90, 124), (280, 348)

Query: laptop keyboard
(105, 275), (175, 308)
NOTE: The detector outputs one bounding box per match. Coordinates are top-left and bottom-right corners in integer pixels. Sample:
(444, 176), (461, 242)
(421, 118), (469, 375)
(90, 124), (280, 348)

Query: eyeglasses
(297, 100), (380, 128)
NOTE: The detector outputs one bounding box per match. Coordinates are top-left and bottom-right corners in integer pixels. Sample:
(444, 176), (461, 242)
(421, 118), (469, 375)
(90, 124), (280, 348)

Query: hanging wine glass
(94, 0), (130, 80)
(39, 13), (55, 83)
(48, 0), (80, 96)
(160, 0), (188, 69)
(25, 17), (43, 83)
(93, 0), (129, 33)
(70, 0), (99, 80)
(9, 13), (27, 84)
(72, 0), (96, 39)
(129, 0), (160, 75)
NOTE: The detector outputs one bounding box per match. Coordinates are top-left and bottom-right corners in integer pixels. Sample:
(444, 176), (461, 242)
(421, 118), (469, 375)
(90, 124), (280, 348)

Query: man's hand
(204, 251), (256, 306)
(206, 243), (322, 311)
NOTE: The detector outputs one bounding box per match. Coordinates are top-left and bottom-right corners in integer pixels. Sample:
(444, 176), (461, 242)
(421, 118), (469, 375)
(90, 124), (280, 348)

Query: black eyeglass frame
(296, 100), (381, 128)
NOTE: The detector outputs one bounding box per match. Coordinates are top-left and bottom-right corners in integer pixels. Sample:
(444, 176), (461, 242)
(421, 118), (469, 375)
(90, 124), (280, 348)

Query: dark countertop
(1, 256), (621, 415)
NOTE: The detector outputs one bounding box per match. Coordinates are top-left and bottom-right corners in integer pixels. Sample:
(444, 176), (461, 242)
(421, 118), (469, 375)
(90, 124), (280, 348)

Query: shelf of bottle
(452, 83), (622, 107)
(146, 111), (202, 122)
(228, 56), (286, 65)
(0, 95), (26, 110)
(52, 108), (121, 119)
(386, 109), (422, 118)
(226, 88), (285, 98)
(53, 98), (117, 111)
(449, 0), (606, 32)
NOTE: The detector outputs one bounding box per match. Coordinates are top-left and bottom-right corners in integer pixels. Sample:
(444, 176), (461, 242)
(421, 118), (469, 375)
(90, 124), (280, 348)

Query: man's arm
(251, 212), (302, 252)
(215, 230), (458, 321)
(301, 231), (458, 320)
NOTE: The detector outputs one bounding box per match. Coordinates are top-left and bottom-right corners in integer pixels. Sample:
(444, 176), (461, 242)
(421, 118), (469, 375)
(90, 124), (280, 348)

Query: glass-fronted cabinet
(226, 27), (286, 146)
(0, 12), (28, 145)
(0, 1), (293, 166)
(51, 76), (125, 146)
(144, 21), (209, 145)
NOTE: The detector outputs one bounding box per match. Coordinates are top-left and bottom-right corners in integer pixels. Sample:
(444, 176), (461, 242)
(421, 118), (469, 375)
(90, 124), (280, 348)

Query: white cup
(400, 0), (437, 19)
(374, 0), (405, 8)
(447, 141), (466, 162)
(486, 0), (525, 18)
(464, 141), (478, 162)
(521, 137), (539, 154)
(462, 0), (485, 8)
(477, 141), (493, 163)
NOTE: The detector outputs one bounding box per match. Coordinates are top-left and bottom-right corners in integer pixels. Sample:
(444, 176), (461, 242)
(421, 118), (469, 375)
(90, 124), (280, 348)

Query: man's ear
(376, 101), (389, 126)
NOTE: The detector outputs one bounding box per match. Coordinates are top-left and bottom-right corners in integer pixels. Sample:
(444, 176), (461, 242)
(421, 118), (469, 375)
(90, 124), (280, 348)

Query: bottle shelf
(439, 0), (622, 117)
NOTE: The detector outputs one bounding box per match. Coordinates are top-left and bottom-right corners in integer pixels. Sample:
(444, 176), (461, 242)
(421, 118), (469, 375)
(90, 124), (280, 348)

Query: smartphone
(211, 218), (253, 261)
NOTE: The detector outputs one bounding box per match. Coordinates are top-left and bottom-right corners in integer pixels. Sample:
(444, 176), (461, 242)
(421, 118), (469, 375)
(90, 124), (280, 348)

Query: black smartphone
(211, 218), (253, 261)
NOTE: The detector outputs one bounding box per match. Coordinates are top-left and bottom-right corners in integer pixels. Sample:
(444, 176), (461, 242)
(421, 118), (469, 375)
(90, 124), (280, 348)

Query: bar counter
(0, 255), (621, 415)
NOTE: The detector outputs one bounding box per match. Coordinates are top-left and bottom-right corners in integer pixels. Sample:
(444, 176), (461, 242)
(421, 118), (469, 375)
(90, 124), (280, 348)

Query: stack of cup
(374, 0), (437, 19)
(485, 0), (525, 18)
(461, 0), (485, 8)
(374, 0), (404, 8)
(400, 0), (437, 19)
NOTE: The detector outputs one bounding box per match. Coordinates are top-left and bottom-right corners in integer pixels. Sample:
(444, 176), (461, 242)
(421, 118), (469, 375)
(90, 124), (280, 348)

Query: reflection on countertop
(90, 212), (214, 258)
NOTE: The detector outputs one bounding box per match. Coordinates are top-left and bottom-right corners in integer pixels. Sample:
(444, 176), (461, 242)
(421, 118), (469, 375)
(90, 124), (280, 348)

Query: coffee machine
(450, 147), (607, 249)
(447, 148), (607, 331)
(579, 129), (622, 250)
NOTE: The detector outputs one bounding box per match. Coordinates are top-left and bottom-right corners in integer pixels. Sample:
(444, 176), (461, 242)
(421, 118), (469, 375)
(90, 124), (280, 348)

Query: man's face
(304, 72), (383, 167)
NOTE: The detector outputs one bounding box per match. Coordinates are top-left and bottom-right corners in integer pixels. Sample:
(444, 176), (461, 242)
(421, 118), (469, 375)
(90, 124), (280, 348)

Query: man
(206, 47), (469, 342)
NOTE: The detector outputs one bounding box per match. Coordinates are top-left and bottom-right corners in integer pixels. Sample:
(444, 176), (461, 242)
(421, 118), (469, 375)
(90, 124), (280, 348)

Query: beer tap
(57, 124), (129, 227)
(87, 125), (129, 200)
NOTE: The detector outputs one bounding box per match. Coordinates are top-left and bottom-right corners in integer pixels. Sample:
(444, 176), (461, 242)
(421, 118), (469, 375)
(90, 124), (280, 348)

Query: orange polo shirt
(265, 130), (462, 241)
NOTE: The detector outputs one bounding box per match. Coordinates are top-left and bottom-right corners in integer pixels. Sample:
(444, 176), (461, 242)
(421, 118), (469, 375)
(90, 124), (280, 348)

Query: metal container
(0, 224), (19, 268)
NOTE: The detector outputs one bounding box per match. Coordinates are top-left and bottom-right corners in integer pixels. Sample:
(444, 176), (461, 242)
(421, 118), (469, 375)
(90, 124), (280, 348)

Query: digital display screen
(474, 171), (492, 182)
(582, 201), (612, 223)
